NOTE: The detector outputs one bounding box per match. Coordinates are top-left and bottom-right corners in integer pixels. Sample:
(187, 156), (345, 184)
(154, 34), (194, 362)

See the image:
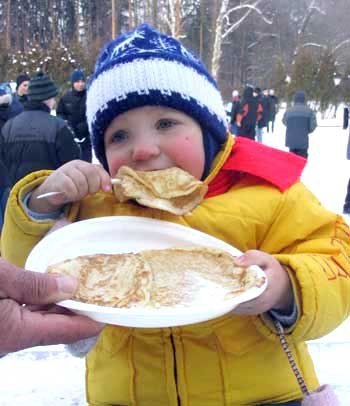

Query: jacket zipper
(170, 333), (181, 406)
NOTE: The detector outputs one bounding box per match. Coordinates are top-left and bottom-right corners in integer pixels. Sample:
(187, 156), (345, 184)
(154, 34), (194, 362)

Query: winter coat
(283, 92), (317, 150)
(2, 136), (350, 405)
(0, 101), (81, 187)
(0, 158), (10, 237)
(56, 88), (89, 140)
(57, 88), (92, 162)
(14, 93), (28, 110)
(257, 94), (269, 128)
(268, 95), (278, 120)
(0, 98), (23, 131)
(343, 107), (350, 160)
(230, 98), (240, 124)
(236, 87), (263, 139)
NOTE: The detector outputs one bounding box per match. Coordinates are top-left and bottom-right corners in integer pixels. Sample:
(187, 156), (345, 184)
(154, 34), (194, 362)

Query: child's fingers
(79, 164), (110, 195)
(66, 166), (90, 198)
(94, 164), (113, 192)
(234, 250), (270, 269)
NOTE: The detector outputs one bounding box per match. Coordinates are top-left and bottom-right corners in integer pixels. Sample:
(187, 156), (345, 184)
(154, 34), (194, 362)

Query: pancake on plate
(47, 247), (265, 308)
(47, 253), (152, 307)
(112, 166), (208, 215)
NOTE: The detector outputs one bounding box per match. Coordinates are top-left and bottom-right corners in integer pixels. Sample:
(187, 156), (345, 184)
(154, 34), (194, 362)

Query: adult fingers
(0, 258), (78, 304)
(0, 299), (103, 353)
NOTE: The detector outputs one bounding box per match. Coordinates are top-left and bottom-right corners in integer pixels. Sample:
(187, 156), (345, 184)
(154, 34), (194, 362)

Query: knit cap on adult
(28, 72), (58, 102)
(86, 23), (228, 176)
(71, 69), (86, 84)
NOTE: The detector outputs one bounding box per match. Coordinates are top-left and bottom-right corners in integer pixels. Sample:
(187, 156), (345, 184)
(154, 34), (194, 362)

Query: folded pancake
(47, 247), (265, 308)
(47, 253), (152, 307)
(112, 166), (208, 215)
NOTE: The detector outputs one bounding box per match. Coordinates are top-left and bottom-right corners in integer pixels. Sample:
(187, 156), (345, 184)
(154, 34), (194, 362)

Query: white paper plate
(25, 216), (267, 327)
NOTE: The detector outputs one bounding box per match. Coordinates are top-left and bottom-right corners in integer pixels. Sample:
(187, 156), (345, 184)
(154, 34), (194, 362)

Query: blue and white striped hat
(87, 24), (228, 176)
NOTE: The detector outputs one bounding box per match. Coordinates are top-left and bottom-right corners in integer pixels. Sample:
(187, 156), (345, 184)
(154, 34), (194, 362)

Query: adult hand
(231, 250), (293, 316)
(0, 258), (104, 354)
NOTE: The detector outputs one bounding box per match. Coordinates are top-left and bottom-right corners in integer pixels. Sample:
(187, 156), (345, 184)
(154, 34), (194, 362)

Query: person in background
(236, 85), (262, 140)
(0, 83), (23, 124)
(0, 158), (10, 236)
(255, 87), (269, 143)
(0, 257), (103, 355)
(283, 90), (317, 159)
(14, 73), (30, 108)
(2, 24), (350, 406)
(342, 106), (350, 214)
(0, 72), (81, 187)
(57, 69), (92, 162)
(230, 89), (240, 135)
(267, 89), (278, 133)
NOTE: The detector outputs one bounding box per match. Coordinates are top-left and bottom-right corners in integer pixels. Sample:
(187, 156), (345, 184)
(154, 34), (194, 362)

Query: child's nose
(132, 142), (160, 161)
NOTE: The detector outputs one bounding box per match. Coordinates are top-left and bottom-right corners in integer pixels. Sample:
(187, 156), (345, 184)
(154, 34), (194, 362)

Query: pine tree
(287, 49), (318, 103)
(315, 49), (337, 114)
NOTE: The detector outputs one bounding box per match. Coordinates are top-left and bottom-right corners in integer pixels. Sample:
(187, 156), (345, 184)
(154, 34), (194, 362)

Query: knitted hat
(86, 23), (228, 176)
(294, 90), (306, 104)
(16, 73), (30, 90)
(28, 72), (58, 102)
(71, 69), (86, 84)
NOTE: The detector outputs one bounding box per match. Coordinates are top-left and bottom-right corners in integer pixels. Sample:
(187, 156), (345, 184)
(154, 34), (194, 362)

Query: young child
(2, 24), (350, 406)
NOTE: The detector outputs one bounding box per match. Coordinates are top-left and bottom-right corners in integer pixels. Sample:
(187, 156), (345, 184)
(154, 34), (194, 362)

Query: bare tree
(211, 0), (272, 80)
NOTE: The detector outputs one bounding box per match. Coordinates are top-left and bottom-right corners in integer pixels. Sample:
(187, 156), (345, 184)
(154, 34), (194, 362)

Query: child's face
(104, 106), (205, 179)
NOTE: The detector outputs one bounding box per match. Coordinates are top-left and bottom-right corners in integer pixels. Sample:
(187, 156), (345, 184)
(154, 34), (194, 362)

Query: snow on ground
(1, 108), (350, 405)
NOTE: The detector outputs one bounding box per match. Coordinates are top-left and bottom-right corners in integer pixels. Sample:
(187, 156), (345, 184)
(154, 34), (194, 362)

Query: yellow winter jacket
(2, 137), (350, 405)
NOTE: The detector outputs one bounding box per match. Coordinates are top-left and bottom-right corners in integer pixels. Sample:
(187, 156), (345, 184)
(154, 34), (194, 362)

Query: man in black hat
(57, 69), (92, 162)
(0, 72), (81, 187)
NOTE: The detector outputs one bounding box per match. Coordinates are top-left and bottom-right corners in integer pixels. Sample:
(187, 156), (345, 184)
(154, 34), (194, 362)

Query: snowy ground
(1, 108), (350, 405)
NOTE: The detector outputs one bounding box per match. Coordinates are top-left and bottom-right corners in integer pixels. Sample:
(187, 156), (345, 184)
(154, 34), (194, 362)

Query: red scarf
(206, 137), (306, 198)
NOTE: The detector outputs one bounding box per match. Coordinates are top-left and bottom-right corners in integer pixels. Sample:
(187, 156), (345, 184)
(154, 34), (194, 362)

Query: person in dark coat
(0, 72), (81, 187)
(255, 87), (269, 143)
(0, 158), (10, 235)
(236, 86), (262, 140)
(0, 83), (23, 127)
(229, 89), (240, 134)
(342, 106), (350, 214)
(267, 89), (278, 133)
(14, 73), (30, 109)
(282, 91), (317, 158)
(57, 69), (92, 162)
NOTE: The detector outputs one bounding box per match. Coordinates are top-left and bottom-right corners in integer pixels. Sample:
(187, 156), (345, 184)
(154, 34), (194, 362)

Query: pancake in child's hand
(47, 247), (265, 308)
(112, 166), (208, 215)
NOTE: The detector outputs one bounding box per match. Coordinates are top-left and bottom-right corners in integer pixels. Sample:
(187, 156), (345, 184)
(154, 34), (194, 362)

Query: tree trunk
(111, 0), (116, 38)
(6, 0), (12, 49)
(151, 0), (158, 28)
(211, 0), (229, 80)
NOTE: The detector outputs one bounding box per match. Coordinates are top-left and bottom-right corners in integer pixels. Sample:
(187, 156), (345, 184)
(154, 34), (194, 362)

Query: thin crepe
(113, 166), (208, 215)
(47, 247), (265, 308)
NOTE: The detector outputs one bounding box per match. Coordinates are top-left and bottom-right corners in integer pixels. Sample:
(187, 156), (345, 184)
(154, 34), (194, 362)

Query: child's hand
(29, 160), (112, 213)
(231, 250), (293, 316)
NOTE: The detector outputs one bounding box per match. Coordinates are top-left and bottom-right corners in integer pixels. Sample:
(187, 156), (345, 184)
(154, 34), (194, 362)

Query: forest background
(1, 0), (350, 112)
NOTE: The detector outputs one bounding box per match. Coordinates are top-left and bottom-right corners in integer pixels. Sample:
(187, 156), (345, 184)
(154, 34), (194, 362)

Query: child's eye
(156, 118), (177, 130)
(111, 130), (128, 143)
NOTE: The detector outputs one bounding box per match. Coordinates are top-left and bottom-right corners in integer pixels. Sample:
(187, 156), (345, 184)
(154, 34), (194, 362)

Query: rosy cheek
(167, 135), (204, 178)
(106, 153), (128, 177)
